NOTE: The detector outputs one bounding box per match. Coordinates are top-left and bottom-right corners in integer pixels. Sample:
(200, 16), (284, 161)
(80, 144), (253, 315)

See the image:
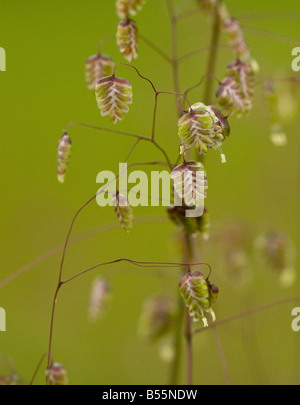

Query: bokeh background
(0, 0), (300, 385)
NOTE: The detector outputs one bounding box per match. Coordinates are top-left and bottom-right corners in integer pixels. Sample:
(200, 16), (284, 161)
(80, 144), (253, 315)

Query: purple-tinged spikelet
(95, 76), (133, 124)
(88, 277), (111, 322)
(179, 271), (218, 327)
(217, 60), (256, 117)
(85, 54), (114, 90)
(46, 363), (69, 385)
(57, 133), (72, 183)
(116, 0), (147, 19)
(116, 19), (138, 62)
(171, 161), (207, 208)
(112, 192), (134, 232)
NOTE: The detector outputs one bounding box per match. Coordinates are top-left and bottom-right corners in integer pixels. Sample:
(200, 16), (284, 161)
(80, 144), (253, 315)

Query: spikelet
(170, 161), (207, 208)
(222, 18), (249, 61)
(264, 82), (287, 146)
(178, 102), (230, 157)
(137, 296), (176, 342)
(88, 277), (111, 322)
(254, 231), (296, 287)
(95, 75), (133, 124)
(227, 60), (254, 100)
(217, 3), (249, 61)
(116, 19), (138, 62)
(85, 54), (114, 90)
(46, 363), (69, 385)
(0, 356), (20, 385)
(217, 60), (255, 117)
(57, 133), (72, 183)
(0, 373), (20, 385)
(167, 205), (211, 238)
(179, 271), (218, 327)
(112, 192), (134, 232)
(116, 0), (147, 19)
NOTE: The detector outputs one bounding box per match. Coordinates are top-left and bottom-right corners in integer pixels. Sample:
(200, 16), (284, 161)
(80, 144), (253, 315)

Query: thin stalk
(167, 0), (181, 115)
(183, 233), (193, 385)
(211, 324), (231, 385)
(139, 34), (172, 65)
(169, 289), (185, 385)
(202, 7), (221, 105)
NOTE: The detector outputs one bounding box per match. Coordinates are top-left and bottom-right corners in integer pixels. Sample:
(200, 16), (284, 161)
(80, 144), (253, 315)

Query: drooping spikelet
(116, 0), (147, 19)
(217, 3), (249, 61)
(216, 60), (255, 117)
(88, 277), (111, 322)
(178, 102), (230, 157)
(57, 133), (72, 183)
(46, 363), (69, 385)
(179, 271), (218, 327)
(222, 18), (249, 61)
(226, 60), (255, 100)
(137, 296), (176, 342)
(254, 230), (296, 287)
(264, 82), (287, 146)
(170, 161), (207, 208)
(116, 19), (138, 62)
(112, 192), (134, 232)
(95, 75), (133, 124)
(85, 54), (114, 90)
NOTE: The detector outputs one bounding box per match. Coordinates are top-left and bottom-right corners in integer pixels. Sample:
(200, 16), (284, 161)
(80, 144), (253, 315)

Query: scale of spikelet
(179, 271), (218, 327)
(112, 192), (134, 232)
(57, 133), (72, 183)
(116, 19), (138, 62)
(170, 161), (207, 208)
(85, 54), (114, 90)
(95, 75), (133, 123)
(178, 102), (230, 157)
(116, 0), (147, 19)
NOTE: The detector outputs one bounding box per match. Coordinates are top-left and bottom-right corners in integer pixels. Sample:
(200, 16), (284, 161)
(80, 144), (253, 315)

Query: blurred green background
(0, 0), (300, 385)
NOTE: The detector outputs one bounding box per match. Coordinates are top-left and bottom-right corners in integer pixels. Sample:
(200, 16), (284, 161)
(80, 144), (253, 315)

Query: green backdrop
(0, 0), (300, 385)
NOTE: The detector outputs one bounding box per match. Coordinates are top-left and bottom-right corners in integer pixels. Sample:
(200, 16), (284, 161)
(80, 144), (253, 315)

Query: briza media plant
(1, 0), (300, 385)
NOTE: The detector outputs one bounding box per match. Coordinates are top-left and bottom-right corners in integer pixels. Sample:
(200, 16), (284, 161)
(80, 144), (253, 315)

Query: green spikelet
(179, 271), (218, 327)
(112, 192), (134, 232)
(116, 19), (138, 62)
(178, 102), (229, 159)
(57, 133), (72, 183)
(116, 0), (147, 19)
(264, 82), (287, 146)
(95, 76), (133, 124)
